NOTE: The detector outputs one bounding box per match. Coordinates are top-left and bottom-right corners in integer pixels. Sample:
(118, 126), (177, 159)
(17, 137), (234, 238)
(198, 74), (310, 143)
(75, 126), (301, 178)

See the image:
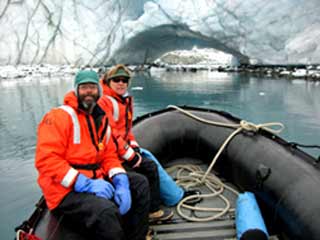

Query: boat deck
(151, 219), (236, 240)
(150, 158), (238, 240)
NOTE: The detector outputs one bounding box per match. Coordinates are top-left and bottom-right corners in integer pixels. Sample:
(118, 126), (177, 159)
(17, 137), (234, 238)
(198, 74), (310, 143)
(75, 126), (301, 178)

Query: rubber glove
(112, 173), (132, 215)
(74, 173), (115, 199)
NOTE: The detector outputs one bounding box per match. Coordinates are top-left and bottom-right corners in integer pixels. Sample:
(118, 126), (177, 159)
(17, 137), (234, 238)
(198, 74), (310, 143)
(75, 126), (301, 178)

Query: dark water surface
(1, 70), (319, 239)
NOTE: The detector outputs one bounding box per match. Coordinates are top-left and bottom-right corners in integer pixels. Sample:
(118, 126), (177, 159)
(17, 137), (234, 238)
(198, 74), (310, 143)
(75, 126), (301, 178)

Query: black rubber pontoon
(132, 106), (320, 240)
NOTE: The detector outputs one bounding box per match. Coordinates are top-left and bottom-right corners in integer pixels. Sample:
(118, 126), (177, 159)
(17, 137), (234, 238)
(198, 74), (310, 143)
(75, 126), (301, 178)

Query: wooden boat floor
(151, 159), (238, 240)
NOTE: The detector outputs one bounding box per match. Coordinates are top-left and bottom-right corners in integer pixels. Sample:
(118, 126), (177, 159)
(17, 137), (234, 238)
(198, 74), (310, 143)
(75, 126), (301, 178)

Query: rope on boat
(166, 164), (239, 222)
(166, 105), (285, 222)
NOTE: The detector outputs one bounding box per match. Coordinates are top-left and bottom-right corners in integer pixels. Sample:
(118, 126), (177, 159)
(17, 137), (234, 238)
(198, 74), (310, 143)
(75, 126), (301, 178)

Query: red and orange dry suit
(35, 91), (125, 210)
(98, 83), (139, 163)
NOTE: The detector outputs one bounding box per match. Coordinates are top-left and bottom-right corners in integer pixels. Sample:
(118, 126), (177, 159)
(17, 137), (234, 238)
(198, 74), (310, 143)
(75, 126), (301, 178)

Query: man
(98, 64), (175, 222)
(35, 70), (149, 240)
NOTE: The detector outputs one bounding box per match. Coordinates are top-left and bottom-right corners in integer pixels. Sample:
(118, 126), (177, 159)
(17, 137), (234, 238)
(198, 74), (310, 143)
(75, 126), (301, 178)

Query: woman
(98, 64), (177, 223)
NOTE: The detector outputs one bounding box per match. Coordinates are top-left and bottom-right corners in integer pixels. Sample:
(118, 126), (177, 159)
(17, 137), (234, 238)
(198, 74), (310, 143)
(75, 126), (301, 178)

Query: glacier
(0, 0), (319, 66)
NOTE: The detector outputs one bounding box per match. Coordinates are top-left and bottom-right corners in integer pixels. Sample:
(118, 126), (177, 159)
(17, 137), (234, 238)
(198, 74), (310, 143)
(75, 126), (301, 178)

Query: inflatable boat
(16, 105), (320, 240)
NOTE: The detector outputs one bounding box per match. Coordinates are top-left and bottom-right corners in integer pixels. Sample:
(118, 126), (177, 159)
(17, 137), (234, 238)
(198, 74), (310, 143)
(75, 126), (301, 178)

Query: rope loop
(240, 120), (259, 132)
(167, 105), (284, 135)
(240, 120), (285, 134)
(165, 105), (285, 222)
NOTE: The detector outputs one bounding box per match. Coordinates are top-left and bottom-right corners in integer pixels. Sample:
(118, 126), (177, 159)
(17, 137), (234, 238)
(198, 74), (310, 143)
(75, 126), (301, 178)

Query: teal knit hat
(74, 70), (101, 96)
(75, 70), (99, 86)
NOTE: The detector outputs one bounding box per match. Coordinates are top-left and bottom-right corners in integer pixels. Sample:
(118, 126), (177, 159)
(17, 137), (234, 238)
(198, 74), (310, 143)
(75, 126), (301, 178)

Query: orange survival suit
(35, 91), (125, 210)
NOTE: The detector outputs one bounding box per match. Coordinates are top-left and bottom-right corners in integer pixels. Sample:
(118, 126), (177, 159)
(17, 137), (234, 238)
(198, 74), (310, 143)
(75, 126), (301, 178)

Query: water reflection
(0, 70), (320, 239)
(131, 71), (251, 115)
(131, 71), (320, 155)
(0, 74), (74, 238)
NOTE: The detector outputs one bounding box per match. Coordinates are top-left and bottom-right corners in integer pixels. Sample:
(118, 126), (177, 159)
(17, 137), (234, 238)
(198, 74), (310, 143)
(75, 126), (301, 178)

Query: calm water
(1, 69), (320, 239)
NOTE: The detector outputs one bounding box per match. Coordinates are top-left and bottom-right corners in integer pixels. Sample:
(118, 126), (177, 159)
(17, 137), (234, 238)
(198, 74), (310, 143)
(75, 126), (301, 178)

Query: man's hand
(112, 174), (132, 215)
(74, 173), (115, 199)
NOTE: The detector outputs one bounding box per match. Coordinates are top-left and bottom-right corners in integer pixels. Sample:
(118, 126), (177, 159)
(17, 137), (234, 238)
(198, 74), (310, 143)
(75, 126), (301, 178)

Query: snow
(155, 47), (233, 66)
(0, 65), (78, 79)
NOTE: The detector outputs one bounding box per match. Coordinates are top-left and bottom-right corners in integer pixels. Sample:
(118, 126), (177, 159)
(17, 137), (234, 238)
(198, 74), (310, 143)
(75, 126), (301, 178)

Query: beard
(82, 100), (96, 110)
(78, 93), (99, 111)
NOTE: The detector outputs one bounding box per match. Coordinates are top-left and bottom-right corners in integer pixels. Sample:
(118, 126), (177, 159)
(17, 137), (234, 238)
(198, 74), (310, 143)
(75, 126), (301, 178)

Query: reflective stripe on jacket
(98, 82), (139, 162)
(35, 91), (125, 210)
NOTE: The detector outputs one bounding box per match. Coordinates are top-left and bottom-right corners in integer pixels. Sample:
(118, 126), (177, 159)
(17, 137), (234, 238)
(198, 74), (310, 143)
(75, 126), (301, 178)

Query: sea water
(0, 69), (319, 239)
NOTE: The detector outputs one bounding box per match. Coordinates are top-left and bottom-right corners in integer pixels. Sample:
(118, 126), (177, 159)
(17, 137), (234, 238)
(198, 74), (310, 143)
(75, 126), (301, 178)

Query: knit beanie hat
(74, 70), (101, 96)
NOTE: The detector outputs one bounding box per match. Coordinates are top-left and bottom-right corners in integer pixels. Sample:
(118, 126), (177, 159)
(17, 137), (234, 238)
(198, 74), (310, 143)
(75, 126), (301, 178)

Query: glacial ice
(0, 0), (319, 66)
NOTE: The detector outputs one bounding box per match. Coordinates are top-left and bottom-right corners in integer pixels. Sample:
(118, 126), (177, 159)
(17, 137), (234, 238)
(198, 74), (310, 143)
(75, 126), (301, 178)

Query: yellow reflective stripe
(105, 125), (111, 144)
(61, 168), (78, 188)
(58, 105), (81, 144)
(108, 167), (126, 178)
(106, 96), (119, 121)
(130, 140), (139, 147)
(122, 147), (135, 160)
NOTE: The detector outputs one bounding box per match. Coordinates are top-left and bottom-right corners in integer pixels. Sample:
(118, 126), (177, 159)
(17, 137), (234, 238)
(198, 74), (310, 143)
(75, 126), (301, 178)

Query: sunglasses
(111, 78), (129, 84)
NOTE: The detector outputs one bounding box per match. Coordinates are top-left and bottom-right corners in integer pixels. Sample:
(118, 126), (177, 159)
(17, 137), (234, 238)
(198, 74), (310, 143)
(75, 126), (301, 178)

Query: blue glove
(74, 173), (115, 199)
(112, 174), (132, 215)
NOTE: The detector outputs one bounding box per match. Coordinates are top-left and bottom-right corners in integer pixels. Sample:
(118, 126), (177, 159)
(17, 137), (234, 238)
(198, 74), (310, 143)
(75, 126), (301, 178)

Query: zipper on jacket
(86, 114), (109, 151)
(124, 98), (131, 139)
(86, 115), (99, 152)
(98, 118), (108, 150)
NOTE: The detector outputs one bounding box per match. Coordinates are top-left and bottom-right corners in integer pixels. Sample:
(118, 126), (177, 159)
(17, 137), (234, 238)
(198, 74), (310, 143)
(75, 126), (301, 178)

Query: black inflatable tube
(132, 106), (320, 240)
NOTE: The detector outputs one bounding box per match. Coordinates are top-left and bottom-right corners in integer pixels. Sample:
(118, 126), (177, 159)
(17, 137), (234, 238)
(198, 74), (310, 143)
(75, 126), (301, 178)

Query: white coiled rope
(166, 105), (284, 222)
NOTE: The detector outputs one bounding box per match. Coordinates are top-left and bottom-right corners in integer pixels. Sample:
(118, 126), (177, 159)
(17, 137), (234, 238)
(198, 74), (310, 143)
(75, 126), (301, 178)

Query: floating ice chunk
(259, 92), (265, 96)
(292, 69), (307, 78)
(279, 70), (291, 76)
(131, 86), (144, 91)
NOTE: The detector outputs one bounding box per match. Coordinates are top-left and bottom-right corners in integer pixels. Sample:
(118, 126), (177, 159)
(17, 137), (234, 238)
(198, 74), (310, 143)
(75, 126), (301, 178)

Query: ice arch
(111, 24), (249, 65)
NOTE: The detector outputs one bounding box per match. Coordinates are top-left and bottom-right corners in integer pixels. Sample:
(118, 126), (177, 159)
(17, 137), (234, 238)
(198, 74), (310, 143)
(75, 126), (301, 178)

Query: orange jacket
(35, 91), (125, 210)
(98, 82), (139, 163)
